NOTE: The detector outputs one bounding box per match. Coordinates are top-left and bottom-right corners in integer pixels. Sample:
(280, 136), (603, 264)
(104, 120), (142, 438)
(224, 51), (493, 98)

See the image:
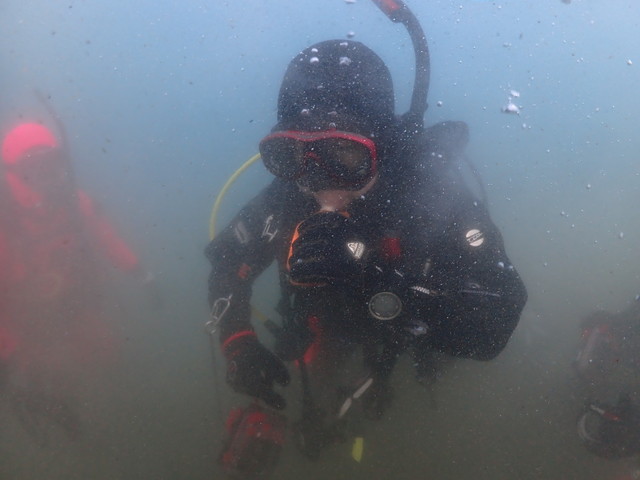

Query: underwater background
(1, 0), (639, 478)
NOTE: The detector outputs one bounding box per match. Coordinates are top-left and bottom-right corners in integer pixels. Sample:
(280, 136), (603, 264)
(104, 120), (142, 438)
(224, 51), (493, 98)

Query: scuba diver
(0, 113), (153, 446)
(575, 297), (640, 461)
(206, 0), (527, 477)
(574, 297), (640, 385)
(578, 393), (640, 460)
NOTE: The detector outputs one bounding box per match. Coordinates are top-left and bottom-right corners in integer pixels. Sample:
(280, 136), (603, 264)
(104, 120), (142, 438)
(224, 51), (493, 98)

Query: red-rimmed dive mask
(259, 130), (377, 191)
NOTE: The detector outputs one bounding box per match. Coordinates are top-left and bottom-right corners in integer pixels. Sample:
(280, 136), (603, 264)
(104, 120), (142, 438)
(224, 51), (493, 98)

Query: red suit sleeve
(0, 231), (19, 360)
(77, 190), (140, 272)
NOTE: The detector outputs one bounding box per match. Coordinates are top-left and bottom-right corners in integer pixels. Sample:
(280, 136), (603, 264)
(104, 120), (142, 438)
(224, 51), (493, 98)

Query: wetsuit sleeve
(0, 231), (8, 291)
(418, 196), (527, 360)
(0, 231), (18, 362)
(204, 182), (283, 343)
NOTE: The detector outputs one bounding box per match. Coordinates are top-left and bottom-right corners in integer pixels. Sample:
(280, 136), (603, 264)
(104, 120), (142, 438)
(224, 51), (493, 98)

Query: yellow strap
(351, 436), (364, 462)
(209, 153), (262, 240)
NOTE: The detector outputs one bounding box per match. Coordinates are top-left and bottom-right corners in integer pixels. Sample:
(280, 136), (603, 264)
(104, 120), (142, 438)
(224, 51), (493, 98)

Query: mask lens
(260, 136), (305, 180)
(316, 138), (372, 178)
(260, 131), (376, 189)
(15, 149), (67, 187)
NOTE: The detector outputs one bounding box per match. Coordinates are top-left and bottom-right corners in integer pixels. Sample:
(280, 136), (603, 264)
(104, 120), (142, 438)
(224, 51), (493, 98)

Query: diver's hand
(288, 212), (366, 286)
(223, 331), (290, 410)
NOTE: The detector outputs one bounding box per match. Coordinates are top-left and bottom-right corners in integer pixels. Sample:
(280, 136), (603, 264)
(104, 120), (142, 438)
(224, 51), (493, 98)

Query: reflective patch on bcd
(234, 221), (250, 245)
(465, 228), (485, 247)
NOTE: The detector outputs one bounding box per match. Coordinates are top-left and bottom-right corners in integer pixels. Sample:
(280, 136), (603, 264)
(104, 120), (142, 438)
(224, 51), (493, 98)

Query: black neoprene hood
(276, 40), (396, 137)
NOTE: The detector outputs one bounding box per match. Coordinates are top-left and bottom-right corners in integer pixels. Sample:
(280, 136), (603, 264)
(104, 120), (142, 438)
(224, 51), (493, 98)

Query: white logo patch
(347, 241), (365, 260)
(465, 228), (485, 247)
(261, 215), (278, 242)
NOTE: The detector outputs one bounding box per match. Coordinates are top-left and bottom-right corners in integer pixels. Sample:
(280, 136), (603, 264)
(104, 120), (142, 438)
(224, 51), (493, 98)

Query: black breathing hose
(370, 0), (430, 130)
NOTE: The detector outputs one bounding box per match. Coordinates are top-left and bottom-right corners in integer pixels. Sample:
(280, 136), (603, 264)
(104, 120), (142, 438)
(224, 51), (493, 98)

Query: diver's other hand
(139, 270), (155, 286)
(288, 211), (365, 286)
(223, 331), (290, 410)
(133, 269), (164, 309)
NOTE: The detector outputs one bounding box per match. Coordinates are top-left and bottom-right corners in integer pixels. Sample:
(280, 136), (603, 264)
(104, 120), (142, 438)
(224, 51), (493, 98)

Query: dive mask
(259, 130), (377, 191)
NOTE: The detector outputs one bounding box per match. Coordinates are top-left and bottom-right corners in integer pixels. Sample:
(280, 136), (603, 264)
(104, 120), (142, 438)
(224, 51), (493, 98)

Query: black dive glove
(288, 212), (366, 286)
(223, 332), (291, 410)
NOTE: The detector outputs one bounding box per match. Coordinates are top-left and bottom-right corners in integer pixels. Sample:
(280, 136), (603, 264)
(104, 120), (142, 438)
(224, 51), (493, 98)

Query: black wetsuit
(205, 142), (527, 367)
